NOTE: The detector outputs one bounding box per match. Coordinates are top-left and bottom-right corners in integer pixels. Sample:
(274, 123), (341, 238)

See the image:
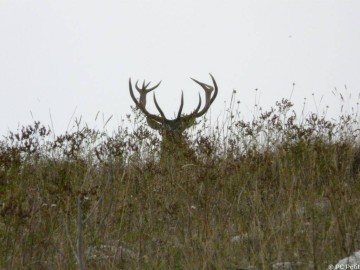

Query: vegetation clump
(0, 97), (359, 269)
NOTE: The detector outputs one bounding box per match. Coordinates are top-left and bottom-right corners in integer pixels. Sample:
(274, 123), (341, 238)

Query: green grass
(0, 98), (359, 269)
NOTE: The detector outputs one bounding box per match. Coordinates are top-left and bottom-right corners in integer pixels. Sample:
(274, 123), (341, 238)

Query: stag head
(129, 74), (218, 161)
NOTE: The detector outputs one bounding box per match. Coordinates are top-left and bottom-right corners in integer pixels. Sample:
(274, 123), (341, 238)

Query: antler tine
(181, 93), (202, 121)
(135, 80), (141, 91)
(135, 80), (147, 92)
(129, 78), (147, 109)
(189, 74), (218, 117)
(129, 78), (163, 122)
(129, 79), (145, 108)
(194, 93), (202, 113)
(177, 91), (184, 119)
(133, 79), (162, 107)
(145, 81), (151, 88)
(153, 93), (167, 120)
(190, 77), (212, 103)
(209, 73), (218, 104)
(135, 80), (161, 93)
(147, 80), (162, 91)
(190, 93), (202, 116)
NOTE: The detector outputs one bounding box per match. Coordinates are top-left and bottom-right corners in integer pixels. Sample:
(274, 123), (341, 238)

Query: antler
(190, 73), (218, 117)
(135, 80), (161, 107)
(129, 74), (217, 127)
(129, 79), (163, 122)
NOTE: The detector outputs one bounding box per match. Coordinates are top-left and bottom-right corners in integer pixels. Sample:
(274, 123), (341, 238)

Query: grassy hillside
(0, 99), (359, 269)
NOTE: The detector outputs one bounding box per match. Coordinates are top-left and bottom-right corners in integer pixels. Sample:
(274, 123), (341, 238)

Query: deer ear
(182, 117), (197, 130)
(189, 118), (196, 127)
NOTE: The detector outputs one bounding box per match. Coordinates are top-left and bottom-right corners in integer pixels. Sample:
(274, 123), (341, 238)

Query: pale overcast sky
(0, 1), (359, 136)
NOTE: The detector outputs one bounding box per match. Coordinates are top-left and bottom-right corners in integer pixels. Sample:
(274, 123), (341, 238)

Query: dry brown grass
(0, 97), (359, 269)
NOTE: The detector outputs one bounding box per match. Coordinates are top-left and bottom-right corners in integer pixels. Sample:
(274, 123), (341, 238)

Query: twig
(77, 196), (86, 270)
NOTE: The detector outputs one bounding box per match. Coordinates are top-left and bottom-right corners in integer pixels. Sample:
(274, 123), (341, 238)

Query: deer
(129, 74), (218, 164)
